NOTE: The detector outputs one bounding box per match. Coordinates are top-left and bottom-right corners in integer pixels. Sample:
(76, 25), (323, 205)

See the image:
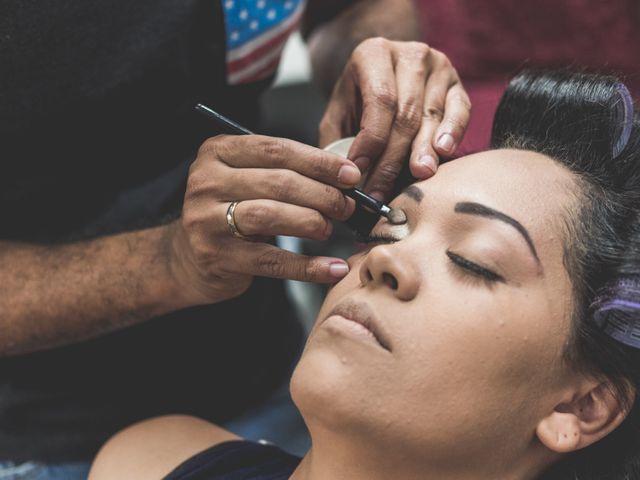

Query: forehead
(402, 149), (578, 272)
(412, 149), (576, 223)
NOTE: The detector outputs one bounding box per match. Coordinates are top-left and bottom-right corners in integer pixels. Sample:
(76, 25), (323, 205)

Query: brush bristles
(387, 208), (407, 225)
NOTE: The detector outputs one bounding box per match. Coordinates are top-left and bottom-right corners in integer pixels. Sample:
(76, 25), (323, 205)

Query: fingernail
(338, 164), (361, 185)
(369, 190), (385, 202)
(329, 262), (349, 278)
(417, 154), (438, 176)
(436, 133), (455, 153)
(353, 157), (371, 173)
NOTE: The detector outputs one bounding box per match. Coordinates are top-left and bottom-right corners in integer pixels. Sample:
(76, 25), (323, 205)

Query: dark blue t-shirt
(0, 0), (302, 462)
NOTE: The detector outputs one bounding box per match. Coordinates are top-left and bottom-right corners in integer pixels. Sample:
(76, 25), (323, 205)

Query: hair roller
(592, 277), (640, 348)
(612, 82), (634, 159)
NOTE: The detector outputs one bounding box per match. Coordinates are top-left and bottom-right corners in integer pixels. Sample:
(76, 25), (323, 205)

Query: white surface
(273, 31), (313, 87)
(323, 137), (356, 157)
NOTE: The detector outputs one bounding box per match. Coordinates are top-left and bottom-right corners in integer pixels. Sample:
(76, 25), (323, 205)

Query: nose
(359, 245), (420, 301)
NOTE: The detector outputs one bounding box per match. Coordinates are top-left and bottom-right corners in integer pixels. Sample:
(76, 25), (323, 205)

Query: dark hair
(490, 70), (640, 479)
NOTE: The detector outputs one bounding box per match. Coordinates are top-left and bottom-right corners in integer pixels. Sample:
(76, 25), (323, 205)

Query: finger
(363, 43), (429, 199)
(346, 39), (398, 171)
(233, 200), (333, 241)
(318, 105), (346, 151)
(409, 121), (439, 179)
(223, 167), (356, 221)
(408, 65), (452, 178)
(199, 134), (361, 188)
(234, 242), (350, 283)
(433, 82), (471, 157)
(318, 74), (358, 149)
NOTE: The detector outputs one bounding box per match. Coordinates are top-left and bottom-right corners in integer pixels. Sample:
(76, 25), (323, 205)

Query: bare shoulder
(89, 415), (240, 480)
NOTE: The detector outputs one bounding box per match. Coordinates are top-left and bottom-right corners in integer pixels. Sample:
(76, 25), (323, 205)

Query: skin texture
(0, 227), (180, 356)
(89, 150), (629, 480)
(289, 150), (625, 479)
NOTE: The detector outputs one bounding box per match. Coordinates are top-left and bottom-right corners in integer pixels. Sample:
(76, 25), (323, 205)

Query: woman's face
(291, 149), (581, 468)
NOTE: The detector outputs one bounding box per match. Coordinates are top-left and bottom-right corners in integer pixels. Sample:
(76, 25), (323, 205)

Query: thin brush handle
(195, 103), (254, 135)
(343, 188), (391, 216)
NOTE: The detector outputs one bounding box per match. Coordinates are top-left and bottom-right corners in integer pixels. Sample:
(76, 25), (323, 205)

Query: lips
(325, 300), (392, 352)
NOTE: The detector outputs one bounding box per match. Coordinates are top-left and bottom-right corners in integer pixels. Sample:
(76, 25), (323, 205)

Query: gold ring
(226, 201), (250, 240)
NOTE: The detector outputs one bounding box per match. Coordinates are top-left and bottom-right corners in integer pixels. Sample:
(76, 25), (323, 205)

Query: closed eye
(358, 233), (400, 245)
(446, 250), (505, 284)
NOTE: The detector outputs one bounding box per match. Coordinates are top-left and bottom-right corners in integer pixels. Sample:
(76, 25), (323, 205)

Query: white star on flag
(223, 0), (306, 84)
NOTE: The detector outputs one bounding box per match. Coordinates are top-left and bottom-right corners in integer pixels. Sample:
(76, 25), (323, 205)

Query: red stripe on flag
(227, 24), (295, 74)
(235, 55), (282, 84)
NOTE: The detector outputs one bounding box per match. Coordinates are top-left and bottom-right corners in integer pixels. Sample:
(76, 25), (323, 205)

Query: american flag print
(222, 0), (306, 85)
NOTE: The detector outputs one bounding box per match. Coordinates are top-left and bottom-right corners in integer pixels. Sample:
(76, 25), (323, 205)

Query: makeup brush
(194, 103), (407, 225)
(342, 188), (406, 224)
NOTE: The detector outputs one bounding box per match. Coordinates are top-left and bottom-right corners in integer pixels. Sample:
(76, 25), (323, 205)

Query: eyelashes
(358, 233), (400, 244)
(446, 251), (505, 284)
(359, 233), (504, 285)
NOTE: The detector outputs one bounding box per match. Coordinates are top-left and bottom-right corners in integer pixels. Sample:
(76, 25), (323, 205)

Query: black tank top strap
(164, 440), (302, 480)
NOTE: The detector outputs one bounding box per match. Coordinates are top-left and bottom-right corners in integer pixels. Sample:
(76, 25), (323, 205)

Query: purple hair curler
(592, 277), (640, 348)
(612, 82), (634, 159)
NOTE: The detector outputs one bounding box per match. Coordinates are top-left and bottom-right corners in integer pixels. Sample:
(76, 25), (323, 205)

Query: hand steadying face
(291, 149), (581, 474)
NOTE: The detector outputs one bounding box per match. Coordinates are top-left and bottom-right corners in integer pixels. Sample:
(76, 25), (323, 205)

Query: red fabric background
(416, 0), (640, 152)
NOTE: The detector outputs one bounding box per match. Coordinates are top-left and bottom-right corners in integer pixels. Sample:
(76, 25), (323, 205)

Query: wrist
(162, 220), (217, 309)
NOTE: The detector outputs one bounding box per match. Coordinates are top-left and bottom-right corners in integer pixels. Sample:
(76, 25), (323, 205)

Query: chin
(290, 342), (396, 440)
(290, 346), (366, 433)
(291, 347), (344, 414)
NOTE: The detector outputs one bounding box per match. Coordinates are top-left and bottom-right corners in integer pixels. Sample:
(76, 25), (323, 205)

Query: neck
(289, 429), (549, 480)
(290, 440), (424, 480)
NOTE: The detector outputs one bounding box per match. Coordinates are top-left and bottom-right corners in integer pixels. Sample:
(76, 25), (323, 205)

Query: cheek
(382, 293), (569, 448)
(398, 286), (569, 403)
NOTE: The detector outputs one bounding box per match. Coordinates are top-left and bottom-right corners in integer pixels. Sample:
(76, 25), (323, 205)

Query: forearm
(0, 223), (186, 356)
(306, 0), (421, 95)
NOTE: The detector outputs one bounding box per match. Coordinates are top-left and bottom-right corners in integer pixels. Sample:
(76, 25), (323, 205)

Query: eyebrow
(399, 185), (424, 203)
(454, 202), (540, 264)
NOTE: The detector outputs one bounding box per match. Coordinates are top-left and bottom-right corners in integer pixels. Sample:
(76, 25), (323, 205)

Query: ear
(536, 381), (634, 453)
